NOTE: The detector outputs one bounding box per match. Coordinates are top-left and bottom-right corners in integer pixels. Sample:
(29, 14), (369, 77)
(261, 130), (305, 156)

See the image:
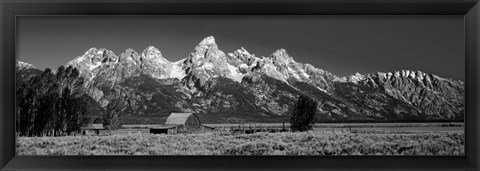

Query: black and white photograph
(15, 16), (465, 155)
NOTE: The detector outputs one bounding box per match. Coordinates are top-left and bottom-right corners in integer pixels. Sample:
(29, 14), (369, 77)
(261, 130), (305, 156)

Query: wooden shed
(150, 113), (215, 135)
(81, 124), (104, 135)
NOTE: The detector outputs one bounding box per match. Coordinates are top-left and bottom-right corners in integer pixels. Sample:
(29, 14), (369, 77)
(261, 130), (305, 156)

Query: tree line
(16, 66), (89, 137)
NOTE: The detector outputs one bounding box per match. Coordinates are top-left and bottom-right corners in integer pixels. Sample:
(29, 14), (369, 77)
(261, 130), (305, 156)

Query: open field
(17, 131), (464, 155)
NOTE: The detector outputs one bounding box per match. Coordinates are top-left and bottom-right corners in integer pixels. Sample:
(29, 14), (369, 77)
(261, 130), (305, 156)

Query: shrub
(17, 131), (464, 156)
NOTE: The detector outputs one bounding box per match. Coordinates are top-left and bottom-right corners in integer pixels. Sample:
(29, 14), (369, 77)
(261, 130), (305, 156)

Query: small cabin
(81, 124), (105, 135)
(150, 113), (215, 135)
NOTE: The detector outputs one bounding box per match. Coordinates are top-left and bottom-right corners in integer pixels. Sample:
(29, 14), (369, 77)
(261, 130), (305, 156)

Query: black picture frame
(1, 0), (479, 170)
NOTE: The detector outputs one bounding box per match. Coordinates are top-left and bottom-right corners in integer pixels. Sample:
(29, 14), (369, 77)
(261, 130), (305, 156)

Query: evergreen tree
(290, 95), (318, 132)
(103, 98), (123, 130)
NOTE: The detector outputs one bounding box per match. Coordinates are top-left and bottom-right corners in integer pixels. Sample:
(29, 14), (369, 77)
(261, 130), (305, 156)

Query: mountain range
(16, 36), (465, 124)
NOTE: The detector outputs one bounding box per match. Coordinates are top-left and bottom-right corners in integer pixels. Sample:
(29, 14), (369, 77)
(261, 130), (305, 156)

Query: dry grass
(17, 131), (464, 155)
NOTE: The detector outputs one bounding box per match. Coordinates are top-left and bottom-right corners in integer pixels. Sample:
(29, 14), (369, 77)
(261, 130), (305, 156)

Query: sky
(17, 16), (465, 80)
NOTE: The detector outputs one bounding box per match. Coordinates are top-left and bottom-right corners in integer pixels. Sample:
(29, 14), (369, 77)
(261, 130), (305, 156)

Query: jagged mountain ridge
(65, 36), (338, 91)
(17, 36), (464, 124)
(338, 71), (464, 120)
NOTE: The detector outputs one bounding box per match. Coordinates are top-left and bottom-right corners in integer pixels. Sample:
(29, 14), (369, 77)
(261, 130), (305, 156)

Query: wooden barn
(150, 124), (182, 134)
(81, 124), (105, 135)
(150, 113), (215, 135)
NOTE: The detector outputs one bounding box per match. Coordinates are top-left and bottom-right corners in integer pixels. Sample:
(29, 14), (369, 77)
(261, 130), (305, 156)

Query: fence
(214, 123), (292, 135)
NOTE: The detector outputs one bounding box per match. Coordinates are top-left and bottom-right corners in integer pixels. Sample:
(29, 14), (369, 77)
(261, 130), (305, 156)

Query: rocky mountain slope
(15, 60), (42, 87)
(16, 36), (465, 124)
(339, 71), (464, 120)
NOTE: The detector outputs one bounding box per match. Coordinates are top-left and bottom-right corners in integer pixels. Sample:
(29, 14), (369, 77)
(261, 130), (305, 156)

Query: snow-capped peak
(85, 47), (98, 55)
(350, 73), (365, 82)
(145, 46), (161, 54)
(272, 48), (288, 56)
(16, 60), (35, 69)
(238, 47), (251, 56)
(199, 36), (216, 45)
(335, 73), (366, 83)
(271, 48), (294, 64)
(338, 70), (451, 87)
(142, 46), (164, 60)
(67, 47), (109, 70)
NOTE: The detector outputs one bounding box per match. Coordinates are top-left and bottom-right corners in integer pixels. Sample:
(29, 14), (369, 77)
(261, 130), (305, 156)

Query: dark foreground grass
(17, 131), (464, 155)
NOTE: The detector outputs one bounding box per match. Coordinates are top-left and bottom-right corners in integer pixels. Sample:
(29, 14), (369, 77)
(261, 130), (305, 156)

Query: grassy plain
(17, 131), (464, 155)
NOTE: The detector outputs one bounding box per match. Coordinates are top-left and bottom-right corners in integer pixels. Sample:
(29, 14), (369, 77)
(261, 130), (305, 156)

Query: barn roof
(81, 124), (104, 130)
(165, 113), (199, 125)
(201, 125), (215, 129)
